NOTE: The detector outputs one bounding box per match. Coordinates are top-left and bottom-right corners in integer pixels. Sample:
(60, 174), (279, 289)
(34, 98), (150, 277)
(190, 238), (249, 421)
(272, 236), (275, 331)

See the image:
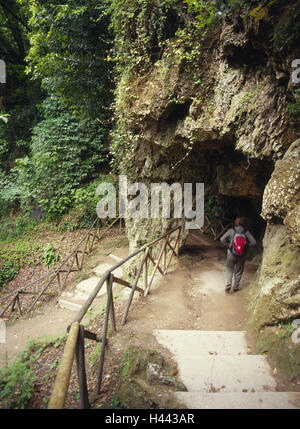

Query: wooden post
(143, 247), (148, 293)
(96, 279), (112, 394)
(16, 293), (22, 315)
(75, 325), (89, 409)
(106, 274), (116, 332)
(48, 322), (80, 409)
(56, 272), (62, 294)
(75, 251), (80, 270)
(163, 236), (167, 274)
(121, 249), (148, 326)
(144, 238), (168, 296)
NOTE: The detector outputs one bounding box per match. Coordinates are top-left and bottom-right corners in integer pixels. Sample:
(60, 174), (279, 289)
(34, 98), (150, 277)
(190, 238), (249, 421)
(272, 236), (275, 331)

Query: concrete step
(153, 330), (248, 356)
(92, 263), (123, 278)
(174, 391), (300, 409)
(153, 330), (277, 394)
(58, 276), (106, 312)
(175, 354), (277, 392)
(76, 276), (107, 297)
(108, 247), (129, 260)
(58, 299), (84, 312)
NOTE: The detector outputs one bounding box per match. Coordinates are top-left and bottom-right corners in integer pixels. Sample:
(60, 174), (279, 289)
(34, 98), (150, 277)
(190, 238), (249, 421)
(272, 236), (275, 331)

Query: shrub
(16, 97), (109, 218)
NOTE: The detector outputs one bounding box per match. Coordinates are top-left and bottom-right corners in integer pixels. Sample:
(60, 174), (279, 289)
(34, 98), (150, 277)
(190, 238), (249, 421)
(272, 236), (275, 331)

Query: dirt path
(107, 231), (258, 363)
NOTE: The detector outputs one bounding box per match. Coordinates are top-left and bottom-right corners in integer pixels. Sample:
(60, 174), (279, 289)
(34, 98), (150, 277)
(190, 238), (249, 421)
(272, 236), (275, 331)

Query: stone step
(108, 247), (129, 260)
(153, 330), (248, 356)
(92, 263), (123, 278)
(76, 276), (107, 297)
(108, 254), (123, 263)
(174, 391), (300, 409)
(58, 299), (83, 312)
(175, 354), (277, 392)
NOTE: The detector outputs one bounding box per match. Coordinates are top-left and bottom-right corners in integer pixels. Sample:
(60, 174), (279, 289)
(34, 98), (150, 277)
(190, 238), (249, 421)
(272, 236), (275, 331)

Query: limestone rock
(250, 224), (300, 328)
(262, 139), (300, 245)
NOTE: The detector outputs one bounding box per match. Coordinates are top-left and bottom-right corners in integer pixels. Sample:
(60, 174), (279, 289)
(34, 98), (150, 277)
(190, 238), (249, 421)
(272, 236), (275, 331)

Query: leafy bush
(0, 213), (39, 242)
(0, 334), (65, 409)
(0, 170), (22, 217)
(0, 261), (19, 290)
(24, 0), (113, 119)
(55, 175), (118, 230)
(0, 360), (36, 409)
(42, 243), (60, 269)
(16, 97), (108, 218)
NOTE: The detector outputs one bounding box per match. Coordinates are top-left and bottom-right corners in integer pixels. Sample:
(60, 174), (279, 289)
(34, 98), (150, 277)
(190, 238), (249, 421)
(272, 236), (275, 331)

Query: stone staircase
(153, 330), (300, 409)
(58, 247), (130, 312)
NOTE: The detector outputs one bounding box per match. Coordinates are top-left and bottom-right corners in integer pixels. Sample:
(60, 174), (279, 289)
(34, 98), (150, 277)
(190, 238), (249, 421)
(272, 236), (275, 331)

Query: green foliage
(0, 219), (43, 289)
(0, 359), (36, 409)
(0, 0), (43, 172)
(288, 89), (300, 116)
(0, 114), (9, 124)
(0, 261), (18, 290)
(109, 0), (184, 74)
(184, 0), (218, 29)
(89, 342), (102, 367)
(42, 243), (60, 269)
(16, 97), (108, 218)
(0, 170), (23, 217)
(0, 333), (65, 409)
(269, 1), (300, 51)
(205, 196), (224, 219)
(23, 0), (113, 119)
(0, 213), (39, 242)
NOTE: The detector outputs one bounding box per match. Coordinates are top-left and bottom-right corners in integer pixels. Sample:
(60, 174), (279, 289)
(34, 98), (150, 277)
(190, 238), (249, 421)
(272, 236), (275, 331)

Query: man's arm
(246, 231), (256, 247)
(220, 229), (232, 248)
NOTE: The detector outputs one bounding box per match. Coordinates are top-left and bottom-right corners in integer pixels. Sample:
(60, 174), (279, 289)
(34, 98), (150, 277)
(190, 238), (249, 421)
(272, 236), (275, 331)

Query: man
(220, 216), (256, 293)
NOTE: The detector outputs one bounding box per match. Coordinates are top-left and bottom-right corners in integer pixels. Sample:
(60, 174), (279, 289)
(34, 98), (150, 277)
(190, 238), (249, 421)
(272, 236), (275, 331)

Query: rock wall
(114, 4), (300, 327)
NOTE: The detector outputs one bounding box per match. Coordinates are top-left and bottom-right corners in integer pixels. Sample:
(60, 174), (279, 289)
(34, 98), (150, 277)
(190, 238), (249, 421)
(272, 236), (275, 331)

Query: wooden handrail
(48, 322), (80, 409)
(0, 217), (120, 317)
(48, 221), (184, 409)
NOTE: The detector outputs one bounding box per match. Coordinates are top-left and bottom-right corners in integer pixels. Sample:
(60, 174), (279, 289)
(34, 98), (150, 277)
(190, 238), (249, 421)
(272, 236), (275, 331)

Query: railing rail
(0, 216), (120, 318)
(48, 221), (184, 409)
(199, 215), (232, 241)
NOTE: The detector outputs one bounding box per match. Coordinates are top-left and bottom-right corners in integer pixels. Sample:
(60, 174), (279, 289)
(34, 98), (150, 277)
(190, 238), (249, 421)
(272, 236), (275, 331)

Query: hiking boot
(233, 287), (240, 292)
(225, 285), (231, 293)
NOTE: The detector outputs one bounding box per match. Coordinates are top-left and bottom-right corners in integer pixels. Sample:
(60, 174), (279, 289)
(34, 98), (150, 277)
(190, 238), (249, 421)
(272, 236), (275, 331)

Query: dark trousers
(226, 249), (245, 289)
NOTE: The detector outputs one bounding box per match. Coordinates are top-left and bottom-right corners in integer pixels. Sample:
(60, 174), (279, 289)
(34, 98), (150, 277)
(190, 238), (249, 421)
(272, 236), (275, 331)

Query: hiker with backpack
(220, 216), (256, 293)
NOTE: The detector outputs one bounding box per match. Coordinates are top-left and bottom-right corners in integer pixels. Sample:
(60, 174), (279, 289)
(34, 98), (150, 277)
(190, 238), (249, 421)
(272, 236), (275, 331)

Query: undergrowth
(0, 334), (65, 409)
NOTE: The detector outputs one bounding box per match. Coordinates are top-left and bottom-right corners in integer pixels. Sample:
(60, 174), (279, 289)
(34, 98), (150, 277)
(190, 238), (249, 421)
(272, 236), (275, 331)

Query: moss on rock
(110, 346), (186, 409)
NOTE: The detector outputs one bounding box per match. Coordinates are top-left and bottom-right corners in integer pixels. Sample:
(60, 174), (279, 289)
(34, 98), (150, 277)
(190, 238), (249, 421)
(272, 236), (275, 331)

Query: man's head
(234, 216), (246, 228)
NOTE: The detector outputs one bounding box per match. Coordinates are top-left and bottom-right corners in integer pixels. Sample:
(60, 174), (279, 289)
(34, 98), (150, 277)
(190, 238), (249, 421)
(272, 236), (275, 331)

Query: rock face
(113, 3), (300, 327)
(250, 224), (300, 328)
(262, 139), (300, 246)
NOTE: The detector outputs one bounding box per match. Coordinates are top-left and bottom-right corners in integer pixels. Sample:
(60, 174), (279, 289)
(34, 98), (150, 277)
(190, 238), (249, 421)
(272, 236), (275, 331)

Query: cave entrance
(180, 140), (274, 254)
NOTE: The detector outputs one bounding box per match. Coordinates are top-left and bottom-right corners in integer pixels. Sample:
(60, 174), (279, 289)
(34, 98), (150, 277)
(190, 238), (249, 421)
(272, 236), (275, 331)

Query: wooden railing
(0, 217), (120, 318)
(199, 215), (232, 241)
(48, 222), (183, 409)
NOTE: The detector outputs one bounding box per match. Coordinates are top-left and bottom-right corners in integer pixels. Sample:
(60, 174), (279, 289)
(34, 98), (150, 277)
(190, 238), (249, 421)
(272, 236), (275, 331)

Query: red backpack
(231, 227), (248, 256)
